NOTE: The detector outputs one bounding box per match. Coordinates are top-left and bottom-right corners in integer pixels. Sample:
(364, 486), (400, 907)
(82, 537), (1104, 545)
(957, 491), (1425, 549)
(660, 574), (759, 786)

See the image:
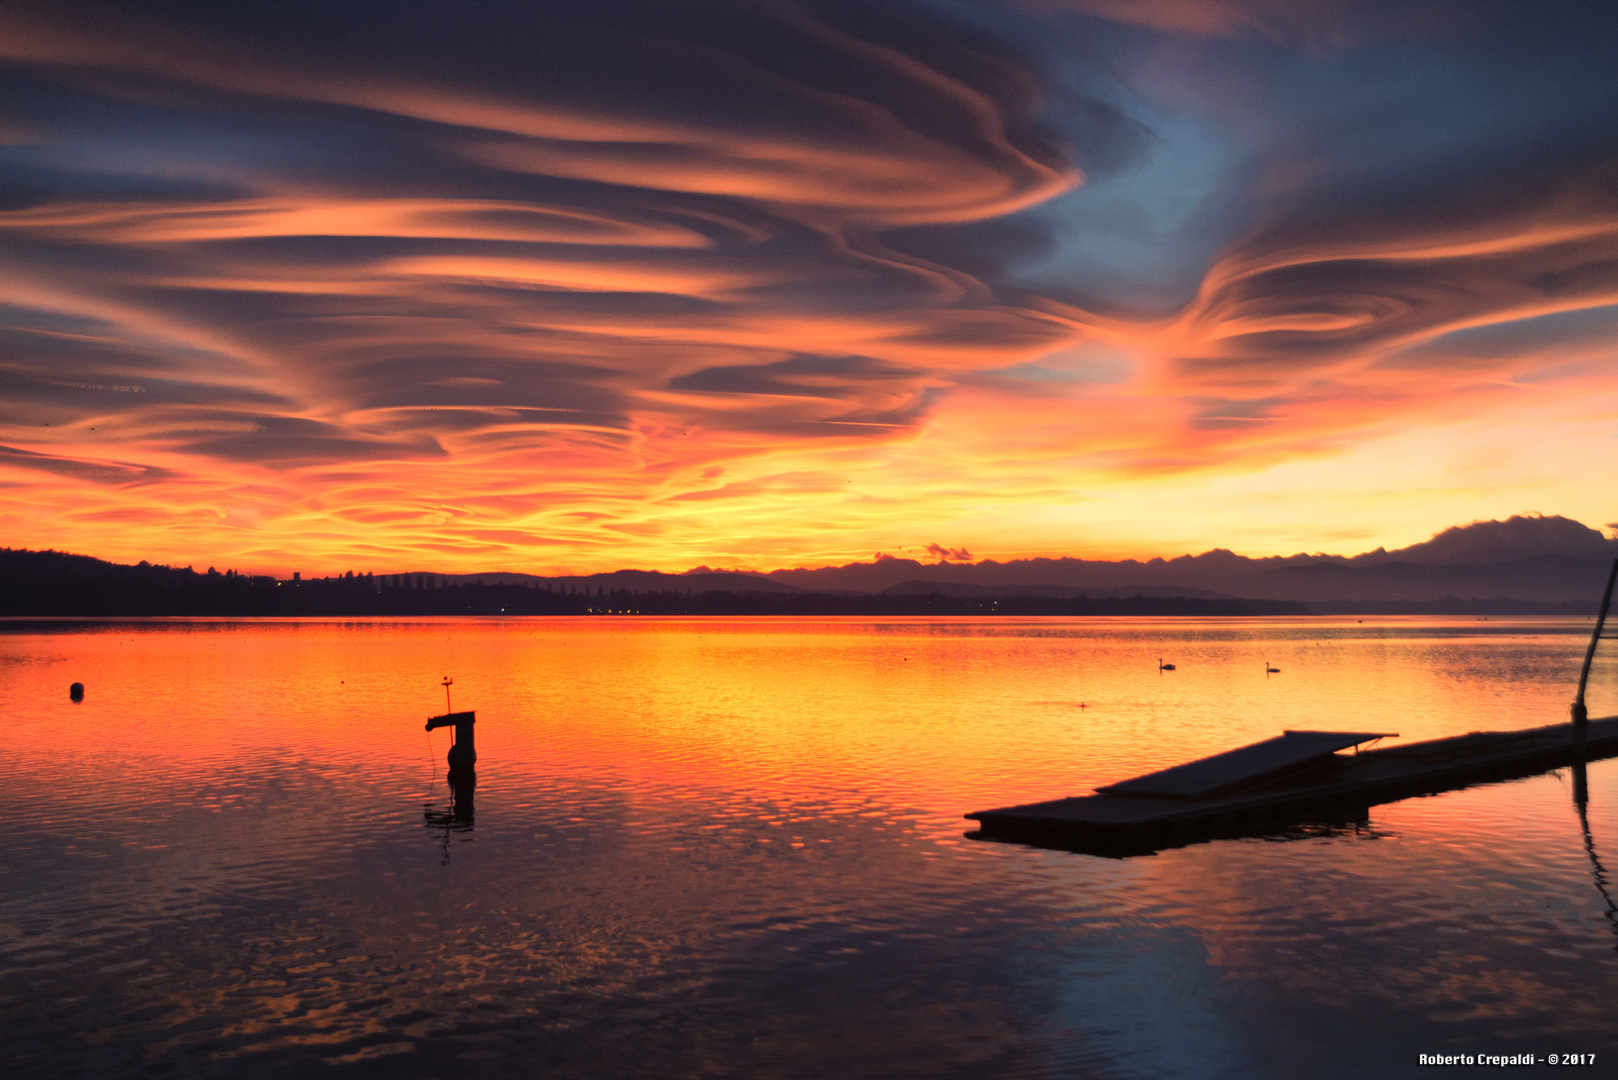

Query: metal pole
(1572, 558), (1618, 757)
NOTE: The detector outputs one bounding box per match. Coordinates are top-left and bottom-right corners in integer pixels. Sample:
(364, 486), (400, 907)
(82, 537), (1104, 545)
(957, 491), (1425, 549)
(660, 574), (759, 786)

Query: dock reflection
(967, 810), (1396, 859)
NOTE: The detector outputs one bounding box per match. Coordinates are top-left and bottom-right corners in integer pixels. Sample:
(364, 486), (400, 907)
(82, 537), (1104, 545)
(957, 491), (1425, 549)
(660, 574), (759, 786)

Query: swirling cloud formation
(0, 0), (1614, 571)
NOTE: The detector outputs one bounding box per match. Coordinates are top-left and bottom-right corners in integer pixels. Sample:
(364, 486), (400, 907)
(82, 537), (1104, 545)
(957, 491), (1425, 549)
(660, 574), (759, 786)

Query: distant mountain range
(4, 514), (1615, 615)
(452, 514), (1618, 607)
(741, 515), (1618, 603)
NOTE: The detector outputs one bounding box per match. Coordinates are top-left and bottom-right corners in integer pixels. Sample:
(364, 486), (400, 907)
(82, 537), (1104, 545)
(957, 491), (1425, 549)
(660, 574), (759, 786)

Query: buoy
(69, 682), (84, 701)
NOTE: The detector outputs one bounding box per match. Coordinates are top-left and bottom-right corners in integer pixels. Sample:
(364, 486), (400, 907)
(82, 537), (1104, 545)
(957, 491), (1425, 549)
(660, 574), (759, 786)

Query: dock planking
(967, 716), (1618, 857)
(1095, 729), (1395, 801)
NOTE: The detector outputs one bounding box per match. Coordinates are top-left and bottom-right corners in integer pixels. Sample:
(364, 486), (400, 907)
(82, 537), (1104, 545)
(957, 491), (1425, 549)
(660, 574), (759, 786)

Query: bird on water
(1266, 662), (1281, 674)
(1159, 659), (1176, 671)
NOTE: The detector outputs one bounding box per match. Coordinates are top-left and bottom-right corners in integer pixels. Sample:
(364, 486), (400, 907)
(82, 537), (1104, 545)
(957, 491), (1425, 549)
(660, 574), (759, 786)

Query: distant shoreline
(1, 547), (1598, 618)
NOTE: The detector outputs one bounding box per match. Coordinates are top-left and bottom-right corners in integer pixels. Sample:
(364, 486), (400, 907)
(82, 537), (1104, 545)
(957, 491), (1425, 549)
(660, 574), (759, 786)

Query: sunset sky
(2, 0), (1616, 575)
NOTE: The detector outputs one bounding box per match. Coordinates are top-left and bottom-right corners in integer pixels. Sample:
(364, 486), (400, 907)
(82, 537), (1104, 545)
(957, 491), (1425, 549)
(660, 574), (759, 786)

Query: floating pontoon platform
(967, 716), (1618, 857)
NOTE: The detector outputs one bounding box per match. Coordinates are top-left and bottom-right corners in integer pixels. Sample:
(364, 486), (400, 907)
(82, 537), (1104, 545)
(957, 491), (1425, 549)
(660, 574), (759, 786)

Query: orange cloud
(0, 1), (1614, 572)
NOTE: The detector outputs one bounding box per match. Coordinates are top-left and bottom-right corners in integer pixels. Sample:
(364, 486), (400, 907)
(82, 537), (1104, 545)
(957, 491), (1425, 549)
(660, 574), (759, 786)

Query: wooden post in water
(426, 710), (477, 769)
(1573, 558), (1618, 758)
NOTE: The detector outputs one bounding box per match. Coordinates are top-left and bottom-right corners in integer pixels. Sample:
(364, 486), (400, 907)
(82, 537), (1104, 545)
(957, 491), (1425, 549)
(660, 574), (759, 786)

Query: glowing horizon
(2, 1), (1615, 577)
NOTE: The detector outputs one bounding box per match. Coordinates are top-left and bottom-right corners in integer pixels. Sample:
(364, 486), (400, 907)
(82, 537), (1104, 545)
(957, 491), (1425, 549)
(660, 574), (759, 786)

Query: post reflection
(424, 769), (476, 829)
(1571, 760), (1618, 946)
(423, 769), (475, 865)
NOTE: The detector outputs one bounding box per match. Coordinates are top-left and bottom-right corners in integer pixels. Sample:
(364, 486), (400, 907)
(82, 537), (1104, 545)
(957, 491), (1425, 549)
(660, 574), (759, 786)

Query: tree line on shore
(0, 547), (1306, 617)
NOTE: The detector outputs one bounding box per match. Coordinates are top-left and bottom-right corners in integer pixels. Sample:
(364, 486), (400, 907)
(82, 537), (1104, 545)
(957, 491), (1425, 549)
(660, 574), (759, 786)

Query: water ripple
(2, 617), (1617, 1077)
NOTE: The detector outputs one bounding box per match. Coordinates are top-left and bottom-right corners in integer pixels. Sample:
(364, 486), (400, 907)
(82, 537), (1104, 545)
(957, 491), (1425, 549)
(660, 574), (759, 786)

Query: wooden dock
(966, 716), (1618, 857)
(970, 559), (1618, 857)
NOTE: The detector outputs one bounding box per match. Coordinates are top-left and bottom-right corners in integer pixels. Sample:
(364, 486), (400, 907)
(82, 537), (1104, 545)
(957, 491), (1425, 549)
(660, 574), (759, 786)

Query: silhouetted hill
(1352, 514), (1617, 566)
(4, 514), (1614, 616)
(883, 580), (1235, 600)
(451, 569), (802, 593)
(1227, 553), (1613, 603)
(0, 548), (293, 616)
(763, 516), (1617, 605)
(763, 551), (1323, 594)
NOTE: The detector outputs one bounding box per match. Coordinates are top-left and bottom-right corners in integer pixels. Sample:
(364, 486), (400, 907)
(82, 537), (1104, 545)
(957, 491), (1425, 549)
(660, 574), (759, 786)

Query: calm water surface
(3, 616), (1617, 1078)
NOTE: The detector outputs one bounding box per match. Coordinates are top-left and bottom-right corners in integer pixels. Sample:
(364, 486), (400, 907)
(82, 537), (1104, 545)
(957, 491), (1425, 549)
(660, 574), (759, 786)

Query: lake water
(3, 616), (1616, 1078)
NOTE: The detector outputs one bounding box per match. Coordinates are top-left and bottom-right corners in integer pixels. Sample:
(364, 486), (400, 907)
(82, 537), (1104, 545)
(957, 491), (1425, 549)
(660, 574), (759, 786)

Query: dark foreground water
(2, 616), (1616, 1078)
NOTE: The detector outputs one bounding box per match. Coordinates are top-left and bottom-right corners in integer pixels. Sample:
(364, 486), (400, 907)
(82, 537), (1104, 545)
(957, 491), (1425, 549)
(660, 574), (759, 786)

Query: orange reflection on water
(15, 615), (1613, 825)
(8, 614), (1618, 1075)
